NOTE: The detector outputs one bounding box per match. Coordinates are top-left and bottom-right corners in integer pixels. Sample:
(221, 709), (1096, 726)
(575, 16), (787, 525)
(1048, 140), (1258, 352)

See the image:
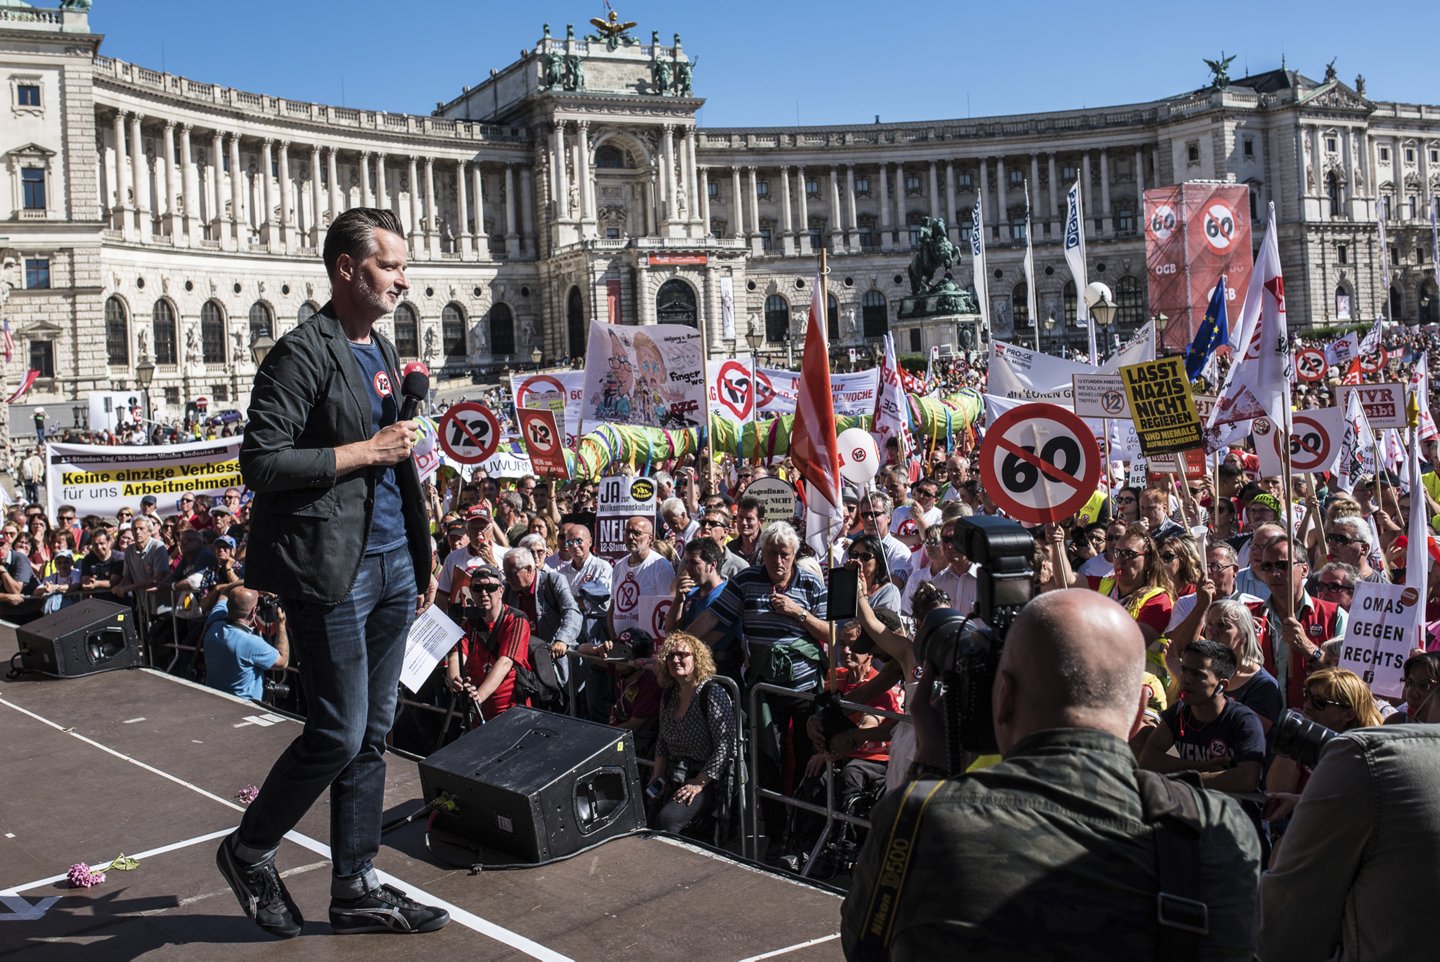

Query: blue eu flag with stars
(1185, 277), (1228, 381)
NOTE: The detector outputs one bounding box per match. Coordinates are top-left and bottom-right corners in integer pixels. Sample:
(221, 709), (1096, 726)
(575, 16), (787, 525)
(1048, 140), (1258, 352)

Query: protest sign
(596, 474), (657, 561)
(511, 371), (585, 448)
(580, 322), (705, 432)
(1120, 356), (1203, 455)
(46, 438), (243, 520)
(1335, 382), (1405, 430)
(517, 408), (570, 480)
(1340, 581), (1423, 699)
(1071, 373), (1129, 419)
(754, 366), (878, 417)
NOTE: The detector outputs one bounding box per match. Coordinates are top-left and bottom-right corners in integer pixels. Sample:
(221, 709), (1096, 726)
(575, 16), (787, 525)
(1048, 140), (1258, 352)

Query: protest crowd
(9, 294), (1440, 959)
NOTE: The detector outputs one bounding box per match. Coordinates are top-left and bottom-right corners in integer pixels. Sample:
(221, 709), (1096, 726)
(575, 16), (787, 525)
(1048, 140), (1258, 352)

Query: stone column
(944, 161), (957, 241)
(1098, 149), (1111, 235)
(209, 129), (223, 241)
(643, 175), (656, 236)
(879, 164), (893, 250)
(552, 121), (569, 220)
(473, 162), (490, 261)
(1029, 153), (1041, 231)
(779, 165), (794, 239)
(894, 160), (907, 245)
(1081, 151), (1093, 233)
(425, 157), (439, 256)
(456, 160), (471, 257)
(112, 111), (130, 219)
(375, 153), (388, 210)
(130, 113), (151, 241)
(577, 121), (594, 226)
(845, 164), (859, 250)
(829, 165), (844, 251)
(519, 166), (535, 257)
(259, 139), (274, 241)
(796, 166), (810, 254)
(407, 156), (422, 255)
(1345, 129), (1359, 200)
(310, 145), (324, 246)
(326, 147), (340, 219)
(662, 125), (677, 222)
(278, 141), (293, 249)
(928, 161), (941, 222)
(179, 124), (197, 246)
(1134, 146), (1145, 201)
(686, 128), (701, 225)
(504, 164), (520, 257)
(1419, 139), (1432, 215)
(699, 167), (711, 236)
(1047, 154), (1060, 235)
(731, 166), (744, 238)
(747, 166), (760, 253)
(977, 157), (989, 233)
(996, 157), (1008, 241)
(360, 150), (373, 207)
(228, 133), (244, 245)
(162, 122), (179, 238)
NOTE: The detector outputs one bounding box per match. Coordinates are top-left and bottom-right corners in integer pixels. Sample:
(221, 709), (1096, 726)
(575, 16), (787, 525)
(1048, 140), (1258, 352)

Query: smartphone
(828, 566), (859, 621)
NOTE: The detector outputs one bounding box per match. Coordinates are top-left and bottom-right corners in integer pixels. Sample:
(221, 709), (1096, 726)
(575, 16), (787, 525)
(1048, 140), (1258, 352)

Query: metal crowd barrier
(747, 681), (909, 878)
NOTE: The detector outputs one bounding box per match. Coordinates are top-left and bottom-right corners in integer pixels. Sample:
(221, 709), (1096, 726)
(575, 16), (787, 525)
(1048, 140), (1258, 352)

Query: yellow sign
(1119, 356), (1204, 456)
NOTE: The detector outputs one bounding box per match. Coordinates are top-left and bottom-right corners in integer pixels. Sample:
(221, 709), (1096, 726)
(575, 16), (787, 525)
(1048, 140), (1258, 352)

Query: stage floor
(0, 667), (843, 961)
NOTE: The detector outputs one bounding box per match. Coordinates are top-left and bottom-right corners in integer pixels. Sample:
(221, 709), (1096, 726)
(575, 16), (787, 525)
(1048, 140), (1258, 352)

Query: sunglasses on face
(1326, 532), (1359, 546)
(666, 651), (693, 661)
(851, 552), (875, 562)
(563, 537), (586, 546)
(1317, 580), (1354, 594)
(860, 511), (882, 519)
(1113, 549), (1146, 561)
(699, 519), (727, 529)
(474, 583), (504, 594)
(1307, 693), (1347, 712)
(1159, 552), (1178, 563)
(1206, 562), (1236, 571)
(1257, 561), (1295, 574)
(1117, 496), (1137, 504)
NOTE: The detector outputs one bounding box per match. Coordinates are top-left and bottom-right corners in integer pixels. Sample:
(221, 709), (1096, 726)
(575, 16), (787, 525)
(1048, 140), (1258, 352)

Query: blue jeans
(235, 547), (416, 893)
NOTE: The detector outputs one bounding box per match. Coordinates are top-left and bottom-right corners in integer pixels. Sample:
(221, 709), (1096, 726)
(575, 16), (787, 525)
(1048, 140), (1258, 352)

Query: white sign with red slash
(1254, 408), (1343, 477)
(980, 403), (1102, 524)
(437, 401), (501, 465)
(1294, 348), (1327, 383)
(1359, 351), (1387, 374)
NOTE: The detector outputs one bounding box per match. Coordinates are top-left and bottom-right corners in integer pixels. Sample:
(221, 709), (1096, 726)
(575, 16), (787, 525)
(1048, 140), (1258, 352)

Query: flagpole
(818, 246), (842, 693)
(696, 268), (718, 499)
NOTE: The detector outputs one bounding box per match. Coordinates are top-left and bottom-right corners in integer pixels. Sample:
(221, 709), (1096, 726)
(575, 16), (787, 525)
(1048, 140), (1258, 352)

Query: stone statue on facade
(1356, 74), (1367, 96)
(541, 51), (564, 90)
(675, 60), (693, 97)
(60, 0), (92, 10)
(587, 10), (638, 50)
(232, 330), (248, 363)
(137, 327), (148, 359)
(650, 56), (671, 95)
(1204, 52), (1235, 90)
(563, 52), (585, 91)
(1324, 58), (1338, 83)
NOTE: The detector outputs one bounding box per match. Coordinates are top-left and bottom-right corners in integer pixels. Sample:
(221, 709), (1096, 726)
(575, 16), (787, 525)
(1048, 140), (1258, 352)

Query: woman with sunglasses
(1113, 486), (1142, 525)
(1091, 524), (1174, 685)
(649, 631), (735, 835)
(847, 534), (900, 613)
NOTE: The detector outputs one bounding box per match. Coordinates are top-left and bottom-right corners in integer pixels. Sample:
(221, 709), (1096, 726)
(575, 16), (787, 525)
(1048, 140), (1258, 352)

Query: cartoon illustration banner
(580, 322), (705, 433)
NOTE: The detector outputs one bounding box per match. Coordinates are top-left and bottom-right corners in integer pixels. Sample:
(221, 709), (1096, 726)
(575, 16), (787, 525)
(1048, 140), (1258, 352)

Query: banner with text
(596, 474), (658, 561)
(580, 322), (705, 433)
(46, 437), (244, 520)
(754, 366), (879, 417)
(1120, 355), (1204, 455)
(1340, 581), (1423, 698)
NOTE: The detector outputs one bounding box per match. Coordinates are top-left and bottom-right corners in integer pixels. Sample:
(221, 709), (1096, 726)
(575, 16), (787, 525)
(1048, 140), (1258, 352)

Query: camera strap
(1136, 770), (1208, 962)
(852, 779), (944, 962)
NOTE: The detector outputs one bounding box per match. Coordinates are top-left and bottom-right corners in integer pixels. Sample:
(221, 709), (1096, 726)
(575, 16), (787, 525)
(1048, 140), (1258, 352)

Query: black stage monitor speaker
(419, 707), (645, 862)
(16, 598), (142, 677)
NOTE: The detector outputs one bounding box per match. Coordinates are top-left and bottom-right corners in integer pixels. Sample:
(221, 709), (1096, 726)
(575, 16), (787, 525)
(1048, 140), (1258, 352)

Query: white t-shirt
(437, 543), (499, 593)
(1078, 554), (1114, 580)
(610, 549), (675, 599)
(892, 504), (943, 540)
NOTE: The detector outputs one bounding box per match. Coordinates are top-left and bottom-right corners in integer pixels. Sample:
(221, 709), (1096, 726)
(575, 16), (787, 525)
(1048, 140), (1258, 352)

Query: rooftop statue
(60, 1), (93, 10)
(587, 9), (638, 50)
(650, 56), (671, 96)
(675, 59), (693, 97)
(1204, 52), (1235, 90)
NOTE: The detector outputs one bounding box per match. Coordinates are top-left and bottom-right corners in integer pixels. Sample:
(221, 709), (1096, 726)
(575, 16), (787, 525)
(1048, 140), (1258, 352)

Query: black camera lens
(1269, 709), (1339, 770)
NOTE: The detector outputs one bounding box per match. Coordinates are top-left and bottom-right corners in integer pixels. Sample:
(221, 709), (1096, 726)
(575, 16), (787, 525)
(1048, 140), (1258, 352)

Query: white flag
(971, 196), (991, 332)
(1359, 316), (1384, 356)
(1325, 331), (1360, 367)
(1063, 181), (1093, 359)
(1410, 358), (1438, 441)
(1022, 180), (1040, 349)
(1208, 203), (1291, 438)
(873, 334), (913, 460)
(1407, 405), (1431, 645)
(1334, 388), (1374, 494)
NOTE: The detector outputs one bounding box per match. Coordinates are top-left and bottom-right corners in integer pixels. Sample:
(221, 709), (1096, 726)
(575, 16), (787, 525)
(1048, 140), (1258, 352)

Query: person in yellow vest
(1088, 524), (1174, 687)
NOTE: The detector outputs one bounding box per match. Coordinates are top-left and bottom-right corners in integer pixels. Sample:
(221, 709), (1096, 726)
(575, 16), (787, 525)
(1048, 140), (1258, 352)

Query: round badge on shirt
(373, 370), (392, 397)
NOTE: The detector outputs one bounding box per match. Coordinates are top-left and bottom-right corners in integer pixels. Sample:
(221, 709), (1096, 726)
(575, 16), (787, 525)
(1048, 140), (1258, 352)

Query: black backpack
(476, 605), (567, 713)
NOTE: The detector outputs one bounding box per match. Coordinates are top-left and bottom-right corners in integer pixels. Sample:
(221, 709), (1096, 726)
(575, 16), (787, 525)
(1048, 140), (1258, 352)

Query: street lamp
(745, 314), (764, 355)
(71, 403), (86, 429)
(250, 327), (275, 367)
(1044, 314), (1056, 355)
(1085, 282), (1117, 356)
(135, 354), (155, 423)
(1152, 313), (1170, 355)
(530, 345), (543, 369)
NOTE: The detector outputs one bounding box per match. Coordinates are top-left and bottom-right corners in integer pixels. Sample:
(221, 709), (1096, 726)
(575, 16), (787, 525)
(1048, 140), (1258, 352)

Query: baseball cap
(214, 535), (237, 550)
(466, 505), (492, 522)
(140, 495), (157, 506)
(465, 560), (502, 582)
(209, 504), (232, 516)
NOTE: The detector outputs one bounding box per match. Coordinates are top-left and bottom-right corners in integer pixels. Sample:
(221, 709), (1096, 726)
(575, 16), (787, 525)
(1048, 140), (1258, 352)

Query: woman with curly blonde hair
(649, 632), (735, 834)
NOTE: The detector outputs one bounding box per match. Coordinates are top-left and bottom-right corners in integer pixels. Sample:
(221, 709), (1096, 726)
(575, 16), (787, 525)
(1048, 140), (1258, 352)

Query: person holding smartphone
(846, 534), (899, 612)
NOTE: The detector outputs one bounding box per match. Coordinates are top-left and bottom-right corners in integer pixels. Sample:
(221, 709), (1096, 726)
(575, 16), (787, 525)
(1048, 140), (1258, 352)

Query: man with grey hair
(1314, 514), (1387, 589)
(659, 496), (699, 554)
(1234, 522), (1286, 600)
(843, 589), (1260, 959)
(496, 490), (527, 544)
(559, 522), (611, 595)
(846, 491), (911, 588)
(503, 545), (581, 661)
(112, 514), (171, 622)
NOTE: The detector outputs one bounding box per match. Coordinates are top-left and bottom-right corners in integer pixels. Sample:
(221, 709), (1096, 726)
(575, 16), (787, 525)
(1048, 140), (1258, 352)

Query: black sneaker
(215, 833), (303, 939)
(329, 882), (450, 935)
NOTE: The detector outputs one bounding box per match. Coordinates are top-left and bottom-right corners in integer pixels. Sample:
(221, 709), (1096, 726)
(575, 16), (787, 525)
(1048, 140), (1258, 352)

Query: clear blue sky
(90, 1), (1436, 126)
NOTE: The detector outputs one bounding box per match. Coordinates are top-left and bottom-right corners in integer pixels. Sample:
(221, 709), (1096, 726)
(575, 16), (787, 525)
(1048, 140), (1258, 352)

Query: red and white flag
(1207, 203), (1290, 442)
(6, 369), (38, 403)
(791, 263), (843, 561)
(873, 333), (913, 463)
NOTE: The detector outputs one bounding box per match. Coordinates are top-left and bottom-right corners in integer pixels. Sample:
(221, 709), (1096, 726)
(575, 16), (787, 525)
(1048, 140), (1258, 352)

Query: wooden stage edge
(0, 665), (843, 962)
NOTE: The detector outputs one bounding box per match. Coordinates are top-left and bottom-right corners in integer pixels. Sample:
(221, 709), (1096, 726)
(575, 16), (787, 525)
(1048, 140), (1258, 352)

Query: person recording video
(843, 574), (1260, 959)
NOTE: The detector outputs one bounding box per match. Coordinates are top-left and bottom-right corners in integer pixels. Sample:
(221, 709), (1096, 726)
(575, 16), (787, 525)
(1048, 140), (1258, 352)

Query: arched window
(1116, 275), (1145, 326)
(152, 299), (177, 365)
(1011, 283), (1030, 327)
(764, 295), (789, 343)
(298, 301), (319, 325)
(200, 300), (226, 364)
(594, 145), (625, 169)
(827, 294), (839, 342)
(105, 295), (129, 366)
(862, 290), (888, 339)
(1326, 172), (1342, 219)
(442, 302), (467, 357)
(248, 301), (273, 341)
(393, 302), (419, 358)
(656, 279), (698, 328)
(490, 302), (516, 356)
(1063, 280), (1078, 323)
(1421, 278), (1439, 325)
(567, 286), (586, 359)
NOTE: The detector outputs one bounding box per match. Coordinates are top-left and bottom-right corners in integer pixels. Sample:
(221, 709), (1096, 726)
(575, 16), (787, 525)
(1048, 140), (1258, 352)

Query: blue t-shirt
(1160, 697), (1267, 790)
(348, 340), (407, 555)
(202, 599), (279, 701)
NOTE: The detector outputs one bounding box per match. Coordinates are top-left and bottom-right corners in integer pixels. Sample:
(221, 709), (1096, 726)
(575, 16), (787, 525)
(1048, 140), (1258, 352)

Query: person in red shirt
(1248, 536), (1346, 711)
(444, 563), (531, 721)
(806, 624), (903, 805)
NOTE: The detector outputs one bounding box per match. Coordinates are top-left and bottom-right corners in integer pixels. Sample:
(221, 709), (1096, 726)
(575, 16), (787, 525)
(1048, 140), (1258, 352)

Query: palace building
(2, 2), (1438, 423)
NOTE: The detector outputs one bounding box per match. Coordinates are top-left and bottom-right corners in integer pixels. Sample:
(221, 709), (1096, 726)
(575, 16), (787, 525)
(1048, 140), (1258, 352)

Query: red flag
(791, 261), (842, 559)
(1341, 356), (1363, 385)
(6, 369), (39, 403)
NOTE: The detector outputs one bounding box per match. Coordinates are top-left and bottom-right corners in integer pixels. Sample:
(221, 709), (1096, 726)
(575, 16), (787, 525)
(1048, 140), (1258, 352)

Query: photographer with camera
(1259, 675), (1440, 960)
(843, 576), (1260, 959)
(202, 583), (289, 701)
(444, 563), (532, 721)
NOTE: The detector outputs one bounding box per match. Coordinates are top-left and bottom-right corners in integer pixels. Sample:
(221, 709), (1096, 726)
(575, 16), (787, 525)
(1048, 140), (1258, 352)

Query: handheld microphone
(399, 365), (429, 422)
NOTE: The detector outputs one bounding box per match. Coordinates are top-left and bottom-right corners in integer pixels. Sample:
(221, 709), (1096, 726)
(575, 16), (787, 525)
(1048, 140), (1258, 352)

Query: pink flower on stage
(236, 785), (259, 806)
(67, 863), (106, 888)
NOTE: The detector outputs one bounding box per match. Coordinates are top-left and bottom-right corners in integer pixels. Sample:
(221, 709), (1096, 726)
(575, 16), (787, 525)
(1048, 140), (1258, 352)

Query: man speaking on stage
(216, 207), (448, 938)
